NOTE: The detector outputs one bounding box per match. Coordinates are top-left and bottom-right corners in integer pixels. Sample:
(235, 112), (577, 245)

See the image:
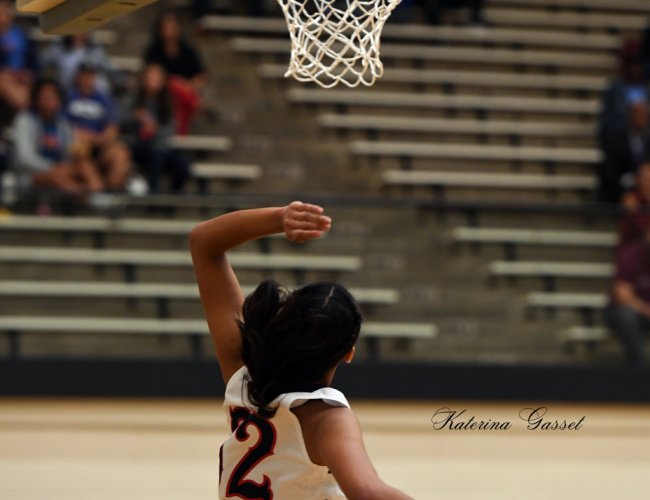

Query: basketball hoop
(276, 0), (402, 88)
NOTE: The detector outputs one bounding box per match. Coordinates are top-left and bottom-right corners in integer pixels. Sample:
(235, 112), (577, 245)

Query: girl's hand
(282, 201), (331, 243)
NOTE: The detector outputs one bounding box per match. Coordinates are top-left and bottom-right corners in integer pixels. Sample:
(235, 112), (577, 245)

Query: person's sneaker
(127, 174), (149, 197)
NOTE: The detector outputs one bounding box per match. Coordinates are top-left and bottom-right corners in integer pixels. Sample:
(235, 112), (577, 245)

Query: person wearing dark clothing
(144, 11), (206, 135)
(127, 64), (189, 193)
(598, 40), (649, 152)
(606, 227), (650, 365)
(597, 95), (650, 204)
(619, 163), (650, 246)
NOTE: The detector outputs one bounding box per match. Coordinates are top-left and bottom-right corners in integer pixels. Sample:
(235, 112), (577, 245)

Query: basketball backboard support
(17, 0), (158, 34)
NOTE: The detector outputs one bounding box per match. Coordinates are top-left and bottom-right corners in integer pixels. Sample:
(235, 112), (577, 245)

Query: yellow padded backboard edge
(16, 1), (66, 14)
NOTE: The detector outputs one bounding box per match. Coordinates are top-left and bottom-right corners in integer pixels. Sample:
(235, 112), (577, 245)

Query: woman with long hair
(190, 202), (411, 499)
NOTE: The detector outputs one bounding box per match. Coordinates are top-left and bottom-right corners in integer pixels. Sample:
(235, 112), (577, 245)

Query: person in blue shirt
(12, 78), (102, 195)
(66, 63), (131, 191)
(0, 0), (35, 72)
(0, 0), (35, 127)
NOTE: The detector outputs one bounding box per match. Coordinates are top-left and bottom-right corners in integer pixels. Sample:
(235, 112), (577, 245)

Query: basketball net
(276, 0), (402, 88)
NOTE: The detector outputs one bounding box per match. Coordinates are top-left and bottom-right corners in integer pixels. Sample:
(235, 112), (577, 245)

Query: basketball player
(190, 201), (412, 499)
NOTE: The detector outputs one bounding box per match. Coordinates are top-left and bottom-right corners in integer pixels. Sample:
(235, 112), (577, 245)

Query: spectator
(144, 10), (207, 135)
(40, 34), (118, 95)
(640, 23), (650, 80)
(619, 163), (650, 245)
(598, 40), (648, 146)
(126, 64), (189, 193)
(419, 0), (486, 26)
(12, 78), (103, 195)
(597, 94), (650, 204)
(66, 63), (131, 192)
(606, 225), (650, 365)
(0, 0), (36, 127)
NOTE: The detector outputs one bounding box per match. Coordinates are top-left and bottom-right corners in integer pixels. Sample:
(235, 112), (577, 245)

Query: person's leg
(100, 141), (131, 191)
(132, 141), (165, 193)
(74, 158), (104, 192)
(164, 149), (191, 193)
(168, 77), (201, 136)
(605, 306), (647, 365)
(32, 164), (84, 194)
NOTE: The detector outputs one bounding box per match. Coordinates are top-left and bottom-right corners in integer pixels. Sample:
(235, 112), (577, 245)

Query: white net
(276, 0), (402, 88)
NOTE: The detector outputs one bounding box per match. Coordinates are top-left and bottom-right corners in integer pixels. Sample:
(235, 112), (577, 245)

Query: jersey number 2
(226, 406), (277, 500)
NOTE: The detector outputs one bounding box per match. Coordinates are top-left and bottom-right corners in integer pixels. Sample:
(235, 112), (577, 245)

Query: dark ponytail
(239, 279), (362, 418)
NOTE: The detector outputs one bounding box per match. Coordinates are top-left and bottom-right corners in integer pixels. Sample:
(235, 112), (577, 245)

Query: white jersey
(219, 365), (349, 500)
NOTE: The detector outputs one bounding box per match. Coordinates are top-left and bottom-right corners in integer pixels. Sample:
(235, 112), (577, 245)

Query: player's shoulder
(292, 401), (360, 463)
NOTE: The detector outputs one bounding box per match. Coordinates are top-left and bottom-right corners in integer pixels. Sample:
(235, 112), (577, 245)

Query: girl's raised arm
(189, 202), (331, 384)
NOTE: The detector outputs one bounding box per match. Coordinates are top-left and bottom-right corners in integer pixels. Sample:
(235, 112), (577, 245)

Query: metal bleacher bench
(559, 326), (610, 348)
(382, 170), (596, 197)
(170, 135), (233, 153)
(526, 291), (607, 325)
(261, 64), (606, 93)
(486, 7), (646, 31)
(200, 15), (619, 50)
(28, 27), (116, 45)
(231, 36), (614, 71)
(452, 227), (616, 260)
(491, 0), (650, 13)
(191, 163), (262, 193)
(352, 141), (601, 169)
(0, 280), (399, 317)
(0, 316), (437, 360)
(108, 55), (142, 74)
(0, 215), (294, 252)
(318, 113), (595, 140)
(488, 260), (612, 291)
(287, 88), (599, 117)
(0, 246), (360, 282)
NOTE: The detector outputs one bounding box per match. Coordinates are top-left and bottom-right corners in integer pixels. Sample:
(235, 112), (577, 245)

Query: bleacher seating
(0, 316), (436, 360)
(6, 0), (638, 365)
(231, 36), (615, 71)
(352, 141), (601, 166)
(200, 15), (620, 50)
(287, 88), (598, 116)
(262, 64), (606, 94)
(320, 113), (594, 140)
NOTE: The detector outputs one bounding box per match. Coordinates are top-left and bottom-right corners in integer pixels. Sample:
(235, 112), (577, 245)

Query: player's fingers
(288, 229), (325, 241)
(293, 202), (324, 215)
(286, 215), (331, 229)
(291, 211), (328, 224)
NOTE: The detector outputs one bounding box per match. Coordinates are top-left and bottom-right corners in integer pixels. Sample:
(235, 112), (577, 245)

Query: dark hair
(151, 9), (184, 45)
(135, 65), (173, 125)
(239, 279), (362, 418)
(30, 77), (65, 110)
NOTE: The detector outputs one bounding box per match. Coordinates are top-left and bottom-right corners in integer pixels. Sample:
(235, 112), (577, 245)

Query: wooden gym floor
(0, 399), (649, 499)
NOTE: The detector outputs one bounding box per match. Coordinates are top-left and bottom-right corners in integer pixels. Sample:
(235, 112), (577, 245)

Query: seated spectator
(419, 0), (486, 26)
(606, 225), (650, 365)
(12, 78), (104, 195)
(619, 163), (650, 245)
(40, 34), (118, 95)
(144, 10), (207, 135)
(598, 40), (648, 149)
(0, 0), (36, 127)
(597, 94), (650, 204)
(126, 64), (189, 193)
(66, 63), (131, 192)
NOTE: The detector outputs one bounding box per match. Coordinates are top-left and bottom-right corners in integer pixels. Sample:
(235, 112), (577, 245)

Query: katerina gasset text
(430, 406), (586, 431)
